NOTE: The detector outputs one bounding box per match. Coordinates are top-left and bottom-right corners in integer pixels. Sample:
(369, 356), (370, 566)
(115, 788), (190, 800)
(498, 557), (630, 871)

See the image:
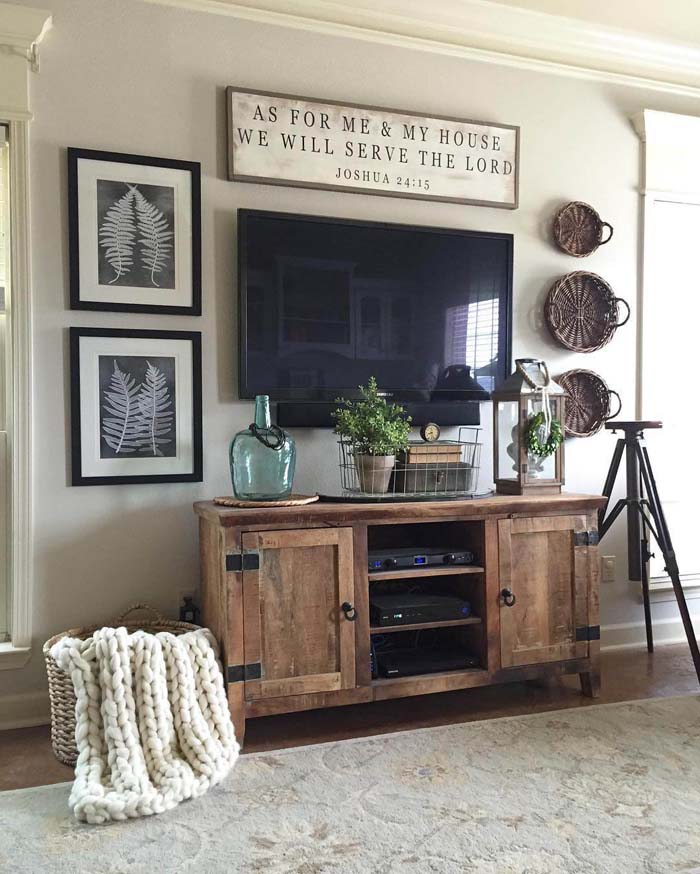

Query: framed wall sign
(70, 327), (202, 485)
(68, 148), (201, 315)
(227, 87), (519, 209)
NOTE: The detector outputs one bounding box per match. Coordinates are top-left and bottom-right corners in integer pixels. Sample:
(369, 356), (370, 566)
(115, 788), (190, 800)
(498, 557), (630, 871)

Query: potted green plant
(332, 377), (412, 494)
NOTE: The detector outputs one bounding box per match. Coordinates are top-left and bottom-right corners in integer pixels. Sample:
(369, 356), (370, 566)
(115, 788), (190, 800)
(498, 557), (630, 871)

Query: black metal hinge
(227, 663), (262, 683)
(576, 625), (601, 642)
(225, 552), (260, 572)
(574, 530), (600, 547)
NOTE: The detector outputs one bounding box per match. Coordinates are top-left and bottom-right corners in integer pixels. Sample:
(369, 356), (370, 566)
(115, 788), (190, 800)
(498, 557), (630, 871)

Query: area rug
(2, 695), (700, 874)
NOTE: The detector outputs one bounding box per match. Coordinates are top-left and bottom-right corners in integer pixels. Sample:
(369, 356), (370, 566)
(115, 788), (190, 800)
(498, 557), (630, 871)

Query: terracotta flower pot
(355, 453), (395, 494)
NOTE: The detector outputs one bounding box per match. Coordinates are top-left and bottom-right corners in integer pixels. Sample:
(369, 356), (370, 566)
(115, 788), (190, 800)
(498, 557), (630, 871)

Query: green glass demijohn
(230, 395), (296, 500)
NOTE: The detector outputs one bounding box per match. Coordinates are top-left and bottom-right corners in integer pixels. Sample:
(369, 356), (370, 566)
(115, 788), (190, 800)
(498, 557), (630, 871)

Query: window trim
(0, 4), (52, 669)
(0, 119), (32, 669)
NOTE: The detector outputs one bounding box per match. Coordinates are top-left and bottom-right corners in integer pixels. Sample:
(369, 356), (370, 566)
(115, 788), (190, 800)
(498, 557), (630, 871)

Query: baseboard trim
(601, 616), (694, 652)
(0, 689), (50, 731)
(0, 621), (692, 730)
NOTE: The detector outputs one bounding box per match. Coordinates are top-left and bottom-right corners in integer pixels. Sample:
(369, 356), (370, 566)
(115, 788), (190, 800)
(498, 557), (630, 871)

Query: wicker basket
(545, 271), (630, 353)
(43, 603), (200, 767)
(552, 201), (614, 257)
(557, 369), (622, 437)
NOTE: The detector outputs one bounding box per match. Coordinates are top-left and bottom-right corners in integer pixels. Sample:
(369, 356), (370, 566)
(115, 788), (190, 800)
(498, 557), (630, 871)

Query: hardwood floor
(1, 643), (697, 792)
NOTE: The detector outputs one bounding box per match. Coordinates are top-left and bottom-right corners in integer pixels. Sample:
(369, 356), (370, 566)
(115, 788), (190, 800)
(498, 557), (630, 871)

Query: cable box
(368, 546), (475, 572)
(370, 593), (471, 627)
(376, 647), (480, 678)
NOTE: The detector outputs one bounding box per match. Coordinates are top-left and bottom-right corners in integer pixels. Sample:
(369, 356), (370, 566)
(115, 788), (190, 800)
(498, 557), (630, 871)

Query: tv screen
(239, 210), (512, 401)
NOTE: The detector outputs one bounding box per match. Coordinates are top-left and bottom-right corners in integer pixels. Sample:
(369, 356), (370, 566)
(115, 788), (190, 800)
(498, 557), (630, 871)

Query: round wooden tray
(545, 271), (630, 353)
(214, 494), (319, 508)
(552, 201), (613, 257)
(557, 369), (622, 437)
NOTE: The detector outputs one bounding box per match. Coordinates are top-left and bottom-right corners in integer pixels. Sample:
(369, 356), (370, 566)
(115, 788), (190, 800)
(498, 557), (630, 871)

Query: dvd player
(370, 593), (471, 627)
(376, 647), (480, 678)
(368, 546), (475, 572)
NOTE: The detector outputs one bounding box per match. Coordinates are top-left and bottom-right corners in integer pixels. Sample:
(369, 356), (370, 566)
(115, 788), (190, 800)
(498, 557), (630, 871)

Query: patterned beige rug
(2, 695), (700, 873)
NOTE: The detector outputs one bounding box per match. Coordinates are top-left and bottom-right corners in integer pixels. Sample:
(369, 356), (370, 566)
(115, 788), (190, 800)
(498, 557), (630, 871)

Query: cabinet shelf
(370, 616), (482, 634)
(372, 666), (488, 689)
(368, 565), (484, 581)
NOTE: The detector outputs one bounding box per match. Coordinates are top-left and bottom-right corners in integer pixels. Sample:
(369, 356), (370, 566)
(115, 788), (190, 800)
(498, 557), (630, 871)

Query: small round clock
(420, 422), (441, 443)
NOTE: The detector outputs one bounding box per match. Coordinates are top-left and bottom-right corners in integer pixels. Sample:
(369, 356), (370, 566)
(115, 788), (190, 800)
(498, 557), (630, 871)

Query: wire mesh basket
(338, 427), (482, 498)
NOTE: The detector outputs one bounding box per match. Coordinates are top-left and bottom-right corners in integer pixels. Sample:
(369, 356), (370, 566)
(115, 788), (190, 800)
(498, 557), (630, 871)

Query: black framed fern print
(68, 149), (201, 315)
(70, 328), (202, 485)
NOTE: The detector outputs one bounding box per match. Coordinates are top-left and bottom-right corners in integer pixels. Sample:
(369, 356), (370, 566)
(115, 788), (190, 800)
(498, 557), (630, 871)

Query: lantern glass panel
(525, 395), (558, 480)
(497, 400), (519, 481)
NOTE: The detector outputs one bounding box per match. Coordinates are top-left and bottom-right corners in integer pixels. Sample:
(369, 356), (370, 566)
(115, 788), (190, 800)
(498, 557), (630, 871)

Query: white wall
(2, 0), (700, 713)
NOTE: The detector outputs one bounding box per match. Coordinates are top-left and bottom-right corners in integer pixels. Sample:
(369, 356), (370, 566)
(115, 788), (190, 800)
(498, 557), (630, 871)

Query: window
(641, 194), (700, 592)
(636, 109), (700, 596)
(0, 125), (8, 642)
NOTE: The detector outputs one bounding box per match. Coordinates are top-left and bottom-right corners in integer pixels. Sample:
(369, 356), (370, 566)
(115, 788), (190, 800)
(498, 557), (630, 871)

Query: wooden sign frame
(227, 87), (520, 209)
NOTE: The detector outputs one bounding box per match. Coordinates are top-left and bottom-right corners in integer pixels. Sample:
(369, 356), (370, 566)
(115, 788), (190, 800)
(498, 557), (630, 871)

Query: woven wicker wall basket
(545, 271), (630, 353)
(557, 369), (622, 437)
(552, 201), (614, 257)
(43, 603), (200, 767)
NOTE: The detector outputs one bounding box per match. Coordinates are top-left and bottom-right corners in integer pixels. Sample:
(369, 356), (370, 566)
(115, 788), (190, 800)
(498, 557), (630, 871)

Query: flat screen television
(239, 210), (512, 403)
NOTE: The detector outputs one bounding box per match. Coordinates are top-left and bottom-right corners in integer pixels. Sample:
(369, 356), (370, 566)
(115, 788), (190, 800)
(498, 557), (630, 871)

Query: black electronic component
(368, 546), (475, 572)
(376, 647), (480, 678)
(370, 593), (472, 627)
(239, 210), (513, 412)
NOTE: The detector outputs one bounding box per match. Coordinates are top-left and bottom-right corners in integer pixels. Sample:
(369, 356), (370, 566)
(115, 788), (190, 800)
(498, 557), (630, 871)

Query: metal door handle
(501, 588), (517, 607)
(341, 602), (357, 621)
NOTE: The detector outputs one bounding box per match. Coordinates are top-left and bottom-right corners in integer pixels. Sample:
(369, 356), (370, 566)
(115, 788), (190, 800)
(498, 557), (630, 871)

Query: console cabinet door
(242, 527), (357, 700)
(498, 515), (591, 668)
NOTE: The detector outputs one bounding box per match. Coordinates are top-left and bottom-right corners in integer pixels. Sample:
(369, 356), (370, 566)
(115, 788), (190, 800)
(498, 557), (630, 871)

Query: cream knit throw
(51, 626), (239, 824)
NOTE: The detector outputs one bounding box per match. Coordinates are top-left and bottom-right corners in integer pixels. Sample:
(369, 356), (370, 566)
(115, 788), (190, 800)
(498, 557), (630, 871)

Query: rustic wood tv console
(194, 493), (605, 744)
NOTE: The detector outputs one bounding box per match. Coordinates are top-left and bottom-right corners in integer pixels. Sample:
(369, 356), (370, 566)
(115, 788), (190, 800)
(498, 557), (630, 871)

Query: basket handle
(606, 389), (622, 421)
(114, 603), (167, 625)
(547, 302), (561, 330)
(516, 358), (550, 389)
(614, 297), (631, 328)
(599, 222), (614, 245)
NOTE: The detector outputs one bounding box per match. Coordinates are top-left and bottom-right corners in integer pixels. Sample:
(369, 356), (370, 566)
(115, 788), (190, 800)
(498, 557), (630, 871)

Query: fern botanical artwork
(97, 181), (175, 289)
(99, 356), (176, 458)
(68, 148), (201, 315)
(70, 328), (202, 485)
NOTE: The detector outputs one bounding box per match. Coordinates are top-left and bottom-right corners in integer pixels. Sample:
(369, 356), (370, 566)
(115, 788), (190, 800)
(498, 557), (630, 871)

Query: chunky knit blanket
(51, 626), (239, 824)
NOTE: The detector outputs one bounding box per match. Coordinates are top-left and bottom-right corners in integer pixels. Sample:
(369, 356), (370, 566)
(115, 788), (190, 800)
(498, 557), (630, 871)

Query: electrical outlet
(177, 590), (194, 615)
(601, 555), (616, 583)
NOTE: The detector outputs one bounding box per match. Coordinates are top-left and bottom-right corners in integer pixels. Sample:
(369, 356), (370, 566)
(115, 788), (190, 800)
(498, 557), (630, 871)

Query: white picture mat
(79, 335), (194, 478)
(77, 159), (193, 307)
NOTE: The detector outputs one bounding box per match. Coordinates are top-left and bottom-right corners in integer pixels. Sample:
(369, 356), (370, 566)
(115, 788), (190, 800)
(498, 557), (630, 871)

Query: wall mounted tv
(238, 210), (513, 412)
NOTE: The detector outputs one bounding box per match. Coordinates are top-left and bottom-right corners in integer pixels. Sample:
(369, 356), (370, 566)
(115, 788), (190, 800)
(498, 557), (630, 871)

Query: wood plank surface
(483, 517), (501, 673)
(372, 668), (490, 700)
(368, 565), (484, 581)
(194, 493), (607, 528)
(246, 686), (372, 718)
(499, 515), (589, 668)
(242, 527), (356, 701)
(352, 524), (372, 688)
(201, 523), (245, 743)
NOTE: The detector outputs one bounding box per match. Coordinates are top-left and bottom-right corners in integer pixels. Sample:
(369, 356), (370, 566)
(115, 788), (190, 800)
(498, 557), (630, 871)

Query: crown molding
(144, 0), (700, 97)
(633, 108), (700, 144)
(0, 4), (51, 118)
(0, 2), (52, 70)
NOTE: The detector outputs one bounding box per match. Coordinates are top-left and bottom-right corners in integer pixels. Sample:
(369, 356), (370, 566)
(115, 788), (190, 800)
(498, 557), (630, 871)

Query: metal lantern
(492, 358), (566, 495)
